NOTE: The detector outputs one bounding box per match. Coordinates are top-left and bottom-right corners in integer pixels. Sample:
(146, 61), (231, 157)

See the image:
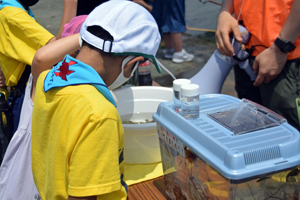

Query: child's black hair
(82, 26), (115, 58)
(87, 26), (114, 41)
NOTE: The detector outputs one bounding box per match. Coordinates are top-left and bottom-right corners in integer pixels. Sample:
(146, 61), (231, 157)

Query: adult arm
(215, 0), (242, 56)
(57, 0), (78, 39)
(253, 0), (300, 86)
(31, 33), (80, 100)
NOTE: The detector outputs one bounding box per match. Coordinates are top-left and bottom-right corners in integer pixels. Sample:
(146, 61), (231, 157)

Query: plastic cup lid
(173, 79), (191, 91)
(181, 84), (200, 96)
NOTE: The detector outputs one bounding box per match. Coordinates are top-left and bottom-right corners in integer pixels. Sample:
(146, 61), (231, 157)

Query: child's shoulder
(0, 6), (38, 30)
(38, 71), (119, 120)
(68, 85), (119, 121)
(37, 70), (51, 83)
(0, 6), (30, 18)
(78, 85), (118, 116)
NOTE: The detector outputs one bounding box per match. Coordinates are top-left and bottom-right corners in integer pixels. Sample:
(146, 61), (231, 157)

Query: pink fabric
(61, 15), (88, 38)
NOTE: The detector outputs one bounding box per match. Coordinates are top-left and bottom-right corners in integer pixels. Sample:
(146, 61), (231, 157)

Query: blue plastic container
(153, 94), (300, 199)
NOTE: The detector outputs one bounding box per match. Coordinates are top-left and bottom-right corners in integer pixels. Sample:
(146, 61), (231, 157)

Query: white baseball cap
(80, 0), (162, 73)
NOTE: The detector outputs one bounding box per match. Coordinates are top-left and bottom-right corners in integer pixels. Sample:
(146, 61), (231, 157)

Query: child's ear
(123, 56), (144, 78)
(124, 56), (144, 70)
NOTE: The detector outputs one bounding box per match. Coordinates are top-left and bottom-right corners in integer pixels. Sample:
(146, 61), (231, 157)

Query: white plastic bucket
(113, 86), (173, 164)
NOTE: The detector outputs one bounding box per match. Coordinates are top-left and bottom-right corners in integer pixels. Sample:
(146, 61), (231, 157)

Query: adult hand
(253, 44), (288, 86)
(215, 11), (242, 56)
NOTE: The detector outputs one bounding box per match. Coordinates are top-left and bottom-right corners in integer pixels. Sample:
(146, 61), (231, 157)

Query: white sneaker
(172, 49), (194, 63)
(163, 49), (174, 59)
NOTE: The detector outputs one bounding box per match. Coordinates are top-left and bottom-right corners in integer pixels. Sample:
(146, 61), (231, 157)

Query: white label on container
(158, 125), (185, 157)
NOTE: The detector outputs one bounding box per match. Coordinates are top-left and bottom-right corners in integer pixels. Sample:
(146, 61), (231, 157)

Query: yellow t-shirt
(0, 7), (54, 86)
(32, 71), (127, 200)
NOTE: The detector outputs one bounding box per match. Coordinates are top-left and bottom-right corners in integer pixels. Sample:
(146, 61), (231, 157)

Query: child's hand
(0, 68), (6, 88)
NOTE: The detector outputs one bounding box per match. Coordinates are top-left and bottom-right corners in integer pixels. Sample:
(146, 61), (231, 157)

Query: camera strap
(231, 0), (246, 49)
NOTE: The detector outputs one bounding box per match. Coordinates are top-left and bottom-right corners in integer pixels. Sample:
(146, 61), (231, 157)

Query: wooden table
(128, 176), (171, 200)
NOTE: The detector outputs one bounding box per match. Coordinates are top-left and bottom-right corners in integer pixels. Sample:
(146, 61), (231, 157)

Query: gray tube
(190, 50), (233, 94)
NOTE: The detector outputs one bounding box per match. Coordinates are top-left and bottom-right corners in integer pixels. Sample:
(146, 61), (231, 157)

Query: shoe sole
(172, 57), (193, 63)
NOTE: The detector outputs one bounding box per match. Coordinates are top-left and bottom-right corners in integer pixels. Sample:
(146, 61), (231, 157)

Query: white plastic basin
(113, 86), (173, 164)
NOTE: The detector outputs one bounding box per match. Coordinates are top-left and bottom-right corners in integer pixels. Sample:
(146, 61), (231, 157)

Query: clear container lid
(181, 84), (199, 96)
(205, 99), (287, 135)
(173, 79), (191, 91)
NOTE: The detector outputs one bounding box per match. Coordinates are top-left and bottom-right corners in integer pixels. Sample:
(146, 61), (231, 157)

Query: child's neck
(17, 0), (28, 10)
(76, 51), (106, 79)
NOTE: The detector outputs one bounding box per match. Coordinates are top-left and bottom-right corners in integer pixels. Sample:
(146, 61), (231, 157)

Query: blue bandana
(0, 0), (35, 20)
(44, 55), (116, 107)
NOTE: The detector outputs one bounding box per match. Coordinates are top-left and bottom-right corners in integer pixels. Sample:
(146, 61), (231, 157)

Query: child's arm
(57, 0), (78, 39)
(31, 33), (80, 100)
(132, 0), (152, 12)
(47, 37), (57, 44)
(0, 68), (6, 88)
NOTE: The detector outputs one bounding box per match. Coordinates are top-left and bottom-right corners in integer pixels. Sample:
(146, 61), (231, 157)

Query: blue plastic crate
(154, 94), (300, 199)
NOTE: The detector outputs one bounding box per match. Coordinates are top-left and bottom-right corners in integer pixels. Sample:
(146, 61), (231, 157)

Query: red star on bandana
(54, 58), (76, 81)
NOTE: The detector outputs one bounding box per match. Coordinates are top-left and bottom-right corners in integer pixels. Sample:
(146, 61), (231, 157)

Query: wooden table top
(128, 176), (171, 200)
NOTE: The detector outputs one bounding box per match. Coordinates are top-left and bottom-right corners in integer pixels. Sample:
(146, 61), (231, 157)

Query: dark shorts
(152, 0), (186, 33)
(7, 86), (26, 134)
(234, 56), (300, 130)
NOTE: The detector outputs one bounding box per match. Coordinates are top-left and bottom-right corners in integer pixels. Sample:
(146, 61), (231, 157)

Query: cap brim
(113, 52), (162, 74)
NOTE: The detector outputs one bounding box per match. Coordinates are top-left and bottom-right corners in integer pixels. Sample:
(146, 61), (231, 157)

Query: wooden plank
(128, 177), (172, 200)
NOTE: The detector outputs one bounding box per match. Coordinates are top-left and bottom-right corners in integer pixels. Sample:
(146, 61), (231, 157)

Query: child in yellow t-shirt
(0, 0), (55, 137)
(31, 1), (161, 199)
(0, 15), (87, 200)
